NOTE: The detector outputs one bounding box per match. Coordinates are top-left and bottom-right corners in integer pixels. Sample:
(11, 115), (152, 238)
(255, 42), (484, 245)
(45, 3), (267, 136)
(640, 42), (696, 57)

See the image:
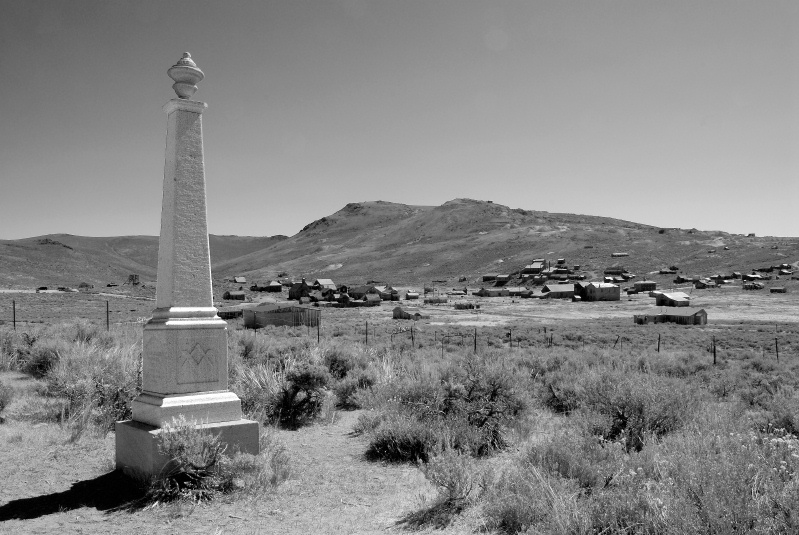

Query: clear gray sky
(1, 0), (797, 239)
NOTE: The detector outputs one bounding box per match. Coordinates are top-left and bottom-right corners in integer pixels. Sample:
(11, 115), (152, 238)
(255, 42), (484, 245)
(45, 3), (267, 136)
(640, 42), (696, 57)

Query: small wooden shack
(222, 290), (246, 301)
(312, 279), (337, 291)
(634, 280), (657, 293)
(634, 307), (707, 326)
(542, 284), (575, 299)
(474, 288), (509, 297)
(392, 306), (429, 320)
(288, 280), (312, 301)
(244, 303), (320, 328)
(654, 291), (691, 307)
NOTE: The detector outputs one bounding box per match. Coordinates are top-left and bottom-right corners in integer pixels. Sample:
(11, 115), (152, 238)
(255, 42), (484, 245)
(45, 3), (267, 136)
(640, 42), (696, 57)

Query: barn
(244, 303), (320, 328)
(583, 282), (620, 302)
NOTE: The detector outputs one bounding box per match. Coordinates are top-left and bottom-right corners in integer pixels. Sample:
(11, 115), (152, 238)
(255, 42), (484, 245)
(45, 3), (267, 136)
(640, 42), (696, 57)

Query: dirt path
(0, 407), (459, 535)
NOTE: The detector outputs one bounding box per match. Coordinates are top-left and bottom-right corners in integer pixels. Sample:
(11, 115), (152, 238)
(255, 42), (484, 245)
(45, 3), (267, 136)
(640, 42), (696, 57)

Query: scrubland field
(1, 291), (799, 534)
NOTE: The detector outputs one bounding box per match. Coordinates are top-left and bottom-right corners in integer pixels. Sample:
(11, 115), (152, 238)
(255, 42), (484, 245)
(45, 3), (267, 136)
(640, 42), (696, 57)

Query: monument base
(132, 390), (244, 427)
(115, 418), (260, 480)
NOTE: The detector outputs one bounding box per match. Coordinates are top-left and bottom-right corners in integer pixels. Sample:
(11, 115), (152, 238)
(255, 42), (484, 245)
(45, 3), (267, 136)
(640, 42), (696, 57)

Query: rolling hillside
(0, 234), (286, 288)
(215, 199), (799, 285)
(1, 199), (796, 289)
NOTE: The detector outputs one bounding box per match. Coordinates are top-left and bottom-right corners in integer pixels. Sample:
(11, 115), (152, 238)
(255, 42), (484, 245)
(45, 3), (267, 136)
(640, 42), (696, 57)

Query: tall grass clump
(146, 416), (290, 505)
(232, 348), (331, 428)
(358, 351), (529, 463)
(4, 323), (144, 437)
(0, 381), (13, 423)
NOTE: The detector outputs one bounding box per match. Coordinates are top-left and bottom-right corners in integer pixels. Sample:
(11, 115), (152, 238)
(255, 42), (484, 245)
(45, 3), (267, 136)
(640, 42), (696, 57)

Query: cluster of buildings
(216, 254), (796, 329)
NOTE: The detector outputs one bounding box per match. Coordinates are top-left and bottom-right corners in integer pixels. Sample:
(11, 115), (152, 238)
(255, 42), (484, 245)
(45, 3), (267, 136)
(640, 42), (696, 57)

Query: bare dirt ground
(0, 381), (468, 535)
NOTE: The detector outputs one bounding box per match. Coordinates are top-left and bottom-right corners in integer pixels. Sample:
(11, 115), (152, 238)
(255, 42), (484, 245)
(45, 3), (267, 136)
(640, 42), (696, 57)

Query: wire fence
(4, 299), (797, 365)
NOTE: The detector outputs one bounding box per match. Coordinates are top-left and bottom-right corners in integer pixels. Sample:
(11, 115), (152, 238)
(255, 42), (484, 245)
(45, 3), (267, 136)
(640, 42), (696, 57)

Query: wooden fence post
(713, 336), (717, 365)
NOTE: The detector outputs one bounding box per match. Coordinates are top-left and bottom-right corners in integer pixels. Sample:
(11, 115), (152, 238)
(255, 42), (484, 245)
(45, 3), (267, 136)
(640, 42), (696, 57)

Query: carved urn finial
(167, 52), (205, 99)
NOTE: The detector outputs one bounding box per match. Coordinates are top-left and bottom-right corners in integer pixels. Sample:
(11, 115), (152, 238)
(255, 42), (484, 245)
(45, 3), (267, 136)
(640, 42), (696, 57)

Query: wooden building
(244, 303), (320, 328)
(582, 282), (620, 302)
(634, 307), (707, 326)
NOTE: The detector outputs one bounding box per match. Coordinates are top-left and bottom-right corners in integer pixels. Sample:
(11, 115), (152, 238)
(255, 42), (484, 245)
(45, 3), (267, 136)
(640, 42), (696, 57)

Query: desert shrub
(539, 373), (583, 414)
(273, 363), (330, 427)
(365, 413), (436, 462)
(580, 370), (702, 452)
(524, 429), (625, 492)
(238, 335), (258, 361)
(421, 449), (479, 506)
(234, 362), (283, 419)
(333, 367), (378, 408)
(232, 359), (330, 428)
(353, 410), (388, 436)
(0, 330), (29, 370)
(758, 386), (799, 435)
(147, 417), (290, 504)
(0, 381), (13, 423)
(479, 461), (582, 534)
(362, 355), (528, 462)
(22, 342), (61, 378)
(323, 346), (364, 379)
(39, 339), (141, 434)
(73, 321), (115, 348)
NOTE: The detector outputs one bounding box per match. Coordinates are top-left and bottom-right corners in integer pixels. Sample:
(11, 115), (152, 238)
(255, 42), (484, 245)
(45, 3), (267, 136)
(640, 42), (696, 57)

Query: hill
(0, 234), (286, 288)
(1, 199), (797, 289)
(217, 199), (799, 285)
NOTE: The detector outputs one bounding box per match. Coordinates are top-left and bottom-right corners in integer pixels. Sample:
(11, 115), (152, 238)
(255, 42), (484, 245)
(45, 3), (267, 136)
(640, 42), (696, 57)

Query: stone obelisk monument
(116, 53), (259, 477)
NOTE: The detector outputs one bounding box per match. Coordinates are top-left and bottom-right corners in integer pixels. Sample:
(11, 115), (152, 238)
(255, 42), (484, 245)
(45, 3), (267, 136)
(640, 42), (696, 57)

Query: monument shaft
(116, 53), (259, 478)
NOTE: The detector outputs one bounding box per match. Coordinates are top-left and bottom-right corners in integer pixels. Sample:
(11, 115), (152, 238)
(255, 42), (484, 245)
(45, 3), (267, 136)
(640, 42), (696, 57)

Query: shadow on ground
(0, 470), (147, 521)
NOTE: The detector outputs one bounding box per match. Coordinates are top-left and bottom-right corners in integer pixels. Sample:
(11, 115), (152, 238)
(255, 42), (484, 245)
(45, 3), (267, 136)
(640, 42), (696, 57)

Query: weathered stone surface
(141, 319), (228, 394)
(116, 55), (259, 477)
(131, 391), (243, 427)
(156, 99), (213, 311)
(116, 419), (259, 479)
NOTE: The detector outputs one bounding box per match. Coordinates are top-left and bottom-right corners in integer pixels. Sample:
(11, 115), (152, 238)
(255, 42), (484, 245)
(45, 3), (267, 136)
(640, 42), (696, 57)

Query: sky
(1, 0), (797, 240)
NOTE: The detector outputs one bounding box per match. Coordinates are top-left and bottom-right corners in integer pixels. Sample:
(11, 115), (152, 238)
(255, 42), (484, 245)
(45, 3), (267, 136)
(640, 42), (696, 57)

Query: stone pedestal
(116, 54), (259, 478)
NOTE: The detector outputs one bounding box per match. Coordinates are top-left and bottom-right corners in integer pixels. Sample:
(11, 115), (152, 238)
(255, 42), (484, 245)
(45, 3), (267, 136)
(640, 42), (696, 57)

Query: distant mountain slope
(0, 234), (286, 288)
(216, 199), (799, 285)
(1, 199), (796, 289)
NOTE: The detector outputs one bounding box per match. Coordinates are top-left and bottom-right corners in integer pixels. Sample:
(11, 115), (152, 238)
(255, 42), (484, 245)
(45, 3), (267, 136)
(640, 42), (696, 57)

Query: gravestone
(116, 53), (259, 477)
